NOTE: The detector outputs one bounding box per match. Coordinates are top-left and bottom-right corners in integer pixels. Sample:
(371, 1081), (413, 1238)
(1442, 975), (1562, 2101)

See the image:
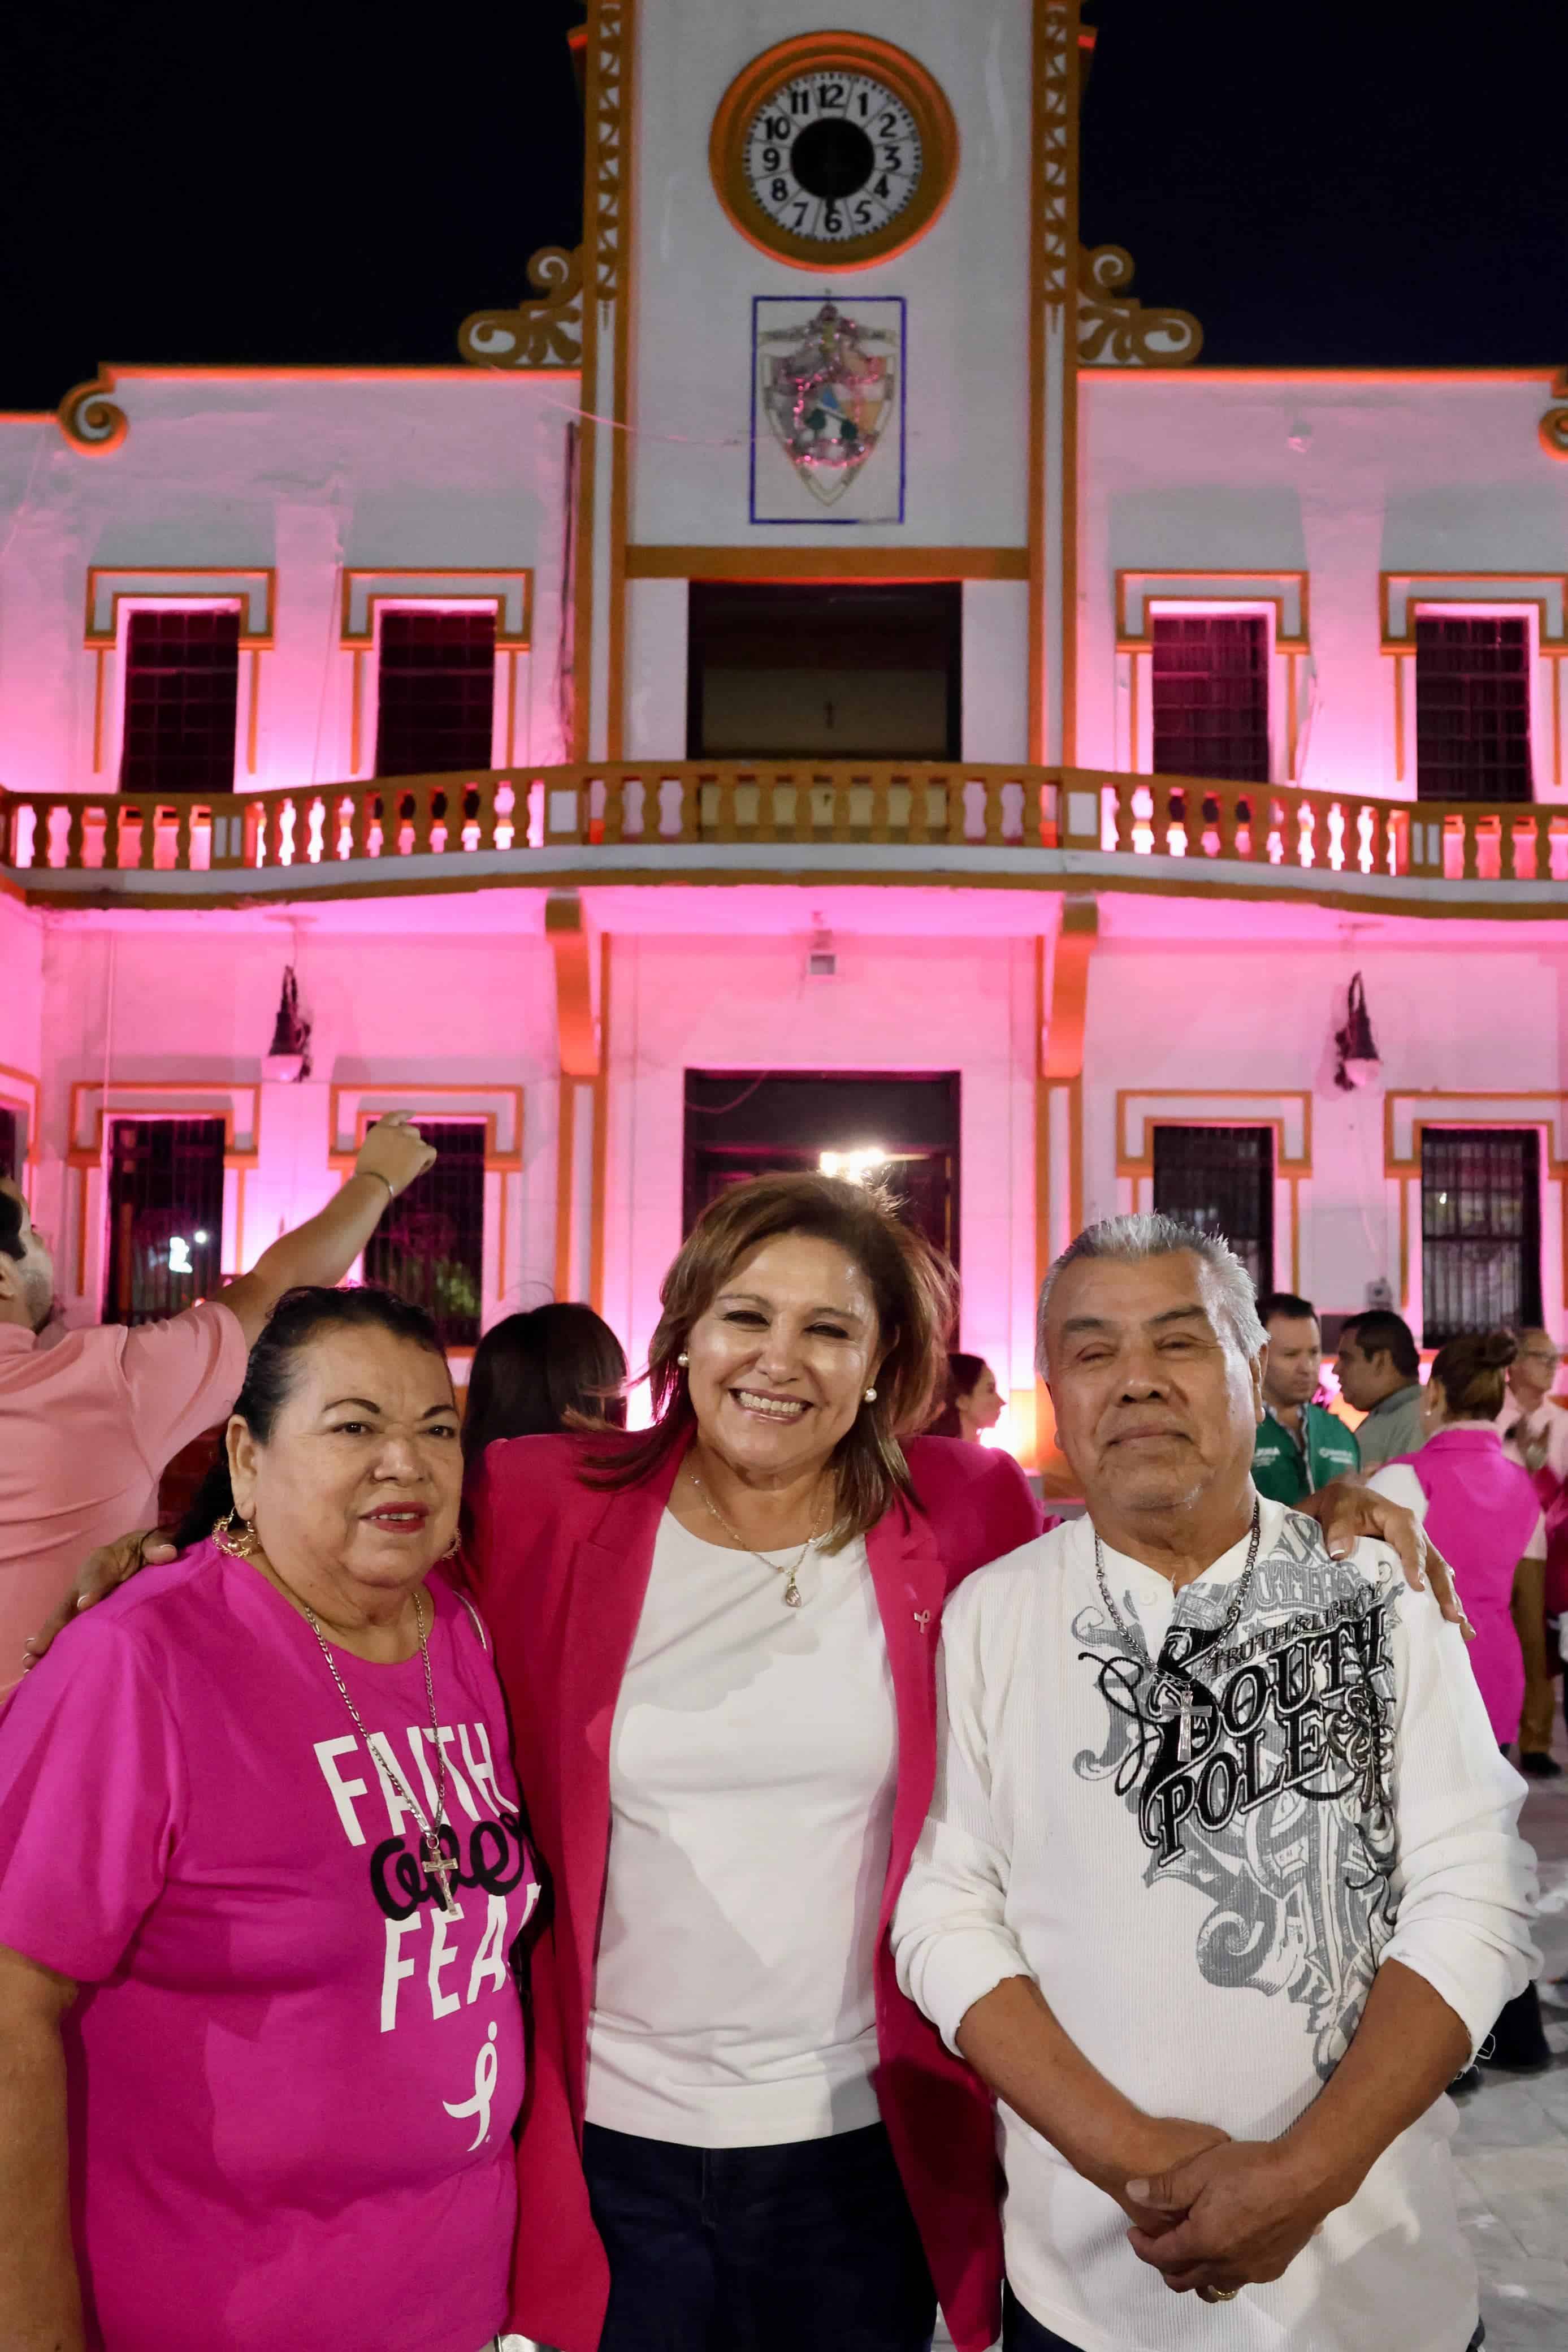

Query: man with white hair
(893, 1213), (1535, 2352)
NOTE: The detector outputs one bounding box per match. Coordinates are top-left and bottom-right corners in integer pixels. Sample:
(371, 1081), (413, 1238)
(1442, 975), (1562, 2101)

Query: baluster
(348, 790), (370, 859)
(831, 777), (851, 842)
(981, 772), (1003, 846)
(174, 801), (194, 870)
(63, 799), (85, 868)
(1461, 813), (1479, 881)
(599, 773), (622, 846)
(869, 771), (892, 845)
(713, 774), (736, 844)
(1215, 789), (1238, 861)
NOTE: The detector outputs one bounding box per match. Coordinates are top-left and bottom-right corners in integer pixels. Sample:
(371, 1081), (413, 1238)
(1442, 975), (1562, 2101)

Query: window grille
(104, 1118), (226, 1327)
(374, 611), (497, 779)
(120, 609), (241, 795)
(362, 1121), (485, 1347)
(1150, 616), (1269, 784)
(1414, 617), (1532, 803)
(1420, 1128), (1541, 1345)
(0, 1108), (17, 1183)
(1151, 1125), (1274, 1292)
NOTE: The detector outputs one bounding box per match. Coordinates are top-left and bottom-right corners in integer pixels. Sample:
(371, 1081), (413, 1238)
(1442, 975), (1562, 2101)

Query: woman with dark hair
(0, 1286), (540, 2352)
(925, 1351), (1003, 1442)
(462, 1302), (627, 1465)
(467, 1173), (1043, 2352)
(1368, 1326), (1552, 2073)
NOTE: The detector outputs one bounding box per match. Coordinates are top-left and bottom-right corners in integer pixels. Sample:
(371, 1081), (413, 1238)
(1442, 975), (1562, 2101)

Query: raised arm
(217, 1113), (436, 1347)
(0, 1945), (82, 2352)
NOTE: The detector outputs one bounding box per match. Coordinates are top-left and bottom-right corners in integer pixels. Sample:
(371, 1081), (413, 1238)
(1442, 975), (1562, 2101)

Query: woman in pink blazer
(467, 1172), (1043, 2352)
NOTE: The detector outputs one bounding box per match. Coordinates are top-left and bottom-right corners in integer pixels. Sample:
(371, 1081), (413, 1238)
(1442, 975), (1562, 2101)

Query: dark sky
(4, 0), (1564, 414)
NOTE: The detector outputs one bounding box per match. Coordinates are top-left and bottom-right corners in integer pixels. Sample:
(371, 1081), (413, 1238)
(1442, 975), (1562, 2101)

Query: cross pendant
(422, 1831), (461, 1913)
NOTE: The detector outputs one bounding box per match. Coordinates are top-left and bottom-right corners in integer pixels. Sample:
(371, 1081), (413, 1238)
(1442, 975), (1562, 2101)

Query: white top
(1368, 1430), (1547, 1559)
(585, 1510), (898, 2147)
(892, 1501), (1537, 2352)
(1495, 1390), (1568, 1484)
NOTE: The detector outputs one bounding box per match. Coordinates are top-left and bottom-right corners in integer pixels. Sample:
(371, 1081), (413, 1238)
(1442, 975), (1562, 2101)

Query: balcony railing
(5, 763), (1568, 901)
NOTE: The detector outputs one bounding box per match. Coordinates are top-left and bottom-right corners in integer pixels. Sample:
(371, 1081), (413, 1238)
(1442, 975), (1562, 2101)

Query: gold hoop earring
(211, 1510), (257, 1559)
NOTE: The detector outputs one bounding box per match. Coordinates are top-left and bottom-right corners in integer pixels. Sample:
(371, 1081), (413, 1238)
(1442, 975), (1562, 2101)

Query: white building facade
(4, 0), (1568, 1483)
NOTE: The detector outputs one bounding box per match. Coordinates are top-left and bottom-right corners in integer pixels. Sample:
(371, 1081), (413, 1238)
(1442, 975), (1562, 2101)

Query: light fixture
(168, 1236), (193, 1274)
(1333, 972), (1381, 1092)
(820, 1146), (887, 1185)
(263, 965), (313, 1083)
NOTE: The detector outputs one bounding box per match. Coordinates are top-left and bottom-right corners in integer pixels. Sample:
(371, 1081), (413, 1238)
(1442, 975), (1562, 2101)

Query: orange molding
(84, 567), (276, 650)
(339, 570), (533, 650)
(545, 894), (601, 1079)
(1118, 1088), (1311, 1294)
(1384, 1091), (1568, 1315)
(1117, 569), (1310, 654)
(67, 1080), (261, 1169)
(1041, 898), (1096, 1079)
(625, 545), (1028, 582)
(326, 1084), (523, 1174)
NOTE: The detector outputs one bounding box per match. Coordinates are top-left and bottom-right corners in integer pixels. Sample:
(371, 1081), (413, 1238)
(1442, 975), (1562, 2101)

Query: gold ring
(1202, 2286), (1241, 2303)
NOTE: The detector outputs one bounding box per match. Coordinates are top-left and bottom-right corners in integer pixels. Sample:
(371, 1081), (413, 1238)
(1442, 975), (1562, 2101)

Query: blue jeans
(583, 2119), (936, 2352)
(1002, 2284), (1487, 2349)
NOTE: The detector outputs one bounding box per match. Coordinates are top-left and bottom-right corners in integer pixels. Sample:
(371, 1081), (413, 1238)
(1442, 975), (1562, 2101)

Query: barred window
(120, 609), (241, 795)
(1420, 1128), (1541, 1346)
(105, 1118), (226, 1327)
(375, 611), (497, 779)
(1150, 616), (1269, 784)
(1152, 1125), (1274, 1293)
(1414, 617), (1532, 803)
(0, 1108), (17, 1183)
(362, 1121), (485, 1347)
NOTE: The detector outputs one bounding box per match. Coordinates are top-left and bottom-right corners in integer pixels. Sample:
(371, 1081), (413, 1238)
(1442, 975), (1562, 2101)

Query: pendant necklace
(292, 1577), (461, 1913)
(1093, 1502), (1262, 1763)
(689, 1471), (828, 1609)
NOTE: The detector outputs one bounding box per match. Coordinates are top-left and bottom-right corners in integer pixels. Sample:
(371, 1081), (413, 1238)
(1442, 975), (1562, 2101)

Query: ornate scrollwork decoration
(1540, 369), (1568, 461)
(57, 371), (128, 453)
(458, 245), (584, 371)
(1077, 245), (1203, 368)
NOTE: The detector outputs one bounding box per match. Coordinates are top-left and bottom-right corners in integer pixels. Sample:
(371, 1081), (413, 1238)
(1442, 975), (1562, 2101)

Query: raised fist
(355, 1112), (438, 1201)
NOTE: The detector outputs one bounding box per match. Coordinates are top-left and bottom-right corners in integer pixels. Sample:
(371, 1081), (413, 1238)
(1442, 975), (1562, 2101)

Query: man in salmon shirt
(0, 1112), (435, 1692)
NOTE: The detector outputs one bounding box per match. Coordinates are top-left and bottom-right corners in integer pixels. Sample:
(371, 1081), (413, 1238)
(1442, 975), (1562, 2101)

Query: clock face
(742, 72), (922, 248)
(711, 37), (958, 271)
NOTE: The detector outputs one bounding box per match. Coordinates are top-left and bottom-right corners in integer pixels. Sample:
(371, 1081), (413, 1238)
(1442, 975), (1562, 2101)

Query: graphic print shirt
(0, 1542), (539, 2352)
(892, 1501), (1537, 2352)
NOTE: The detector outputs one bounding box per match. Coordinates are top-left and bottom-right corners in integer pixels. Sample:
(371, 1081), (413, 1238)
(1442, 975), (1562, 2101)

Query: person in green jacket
(1252, 1290), (1361, 1503)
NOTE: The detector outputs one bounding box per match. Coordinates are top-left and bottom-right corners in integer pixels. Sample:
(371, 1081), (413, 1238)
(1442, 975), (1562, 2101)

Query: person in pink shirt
(0, 1111), (435, 1692)
(0, 1285), (540, 2352)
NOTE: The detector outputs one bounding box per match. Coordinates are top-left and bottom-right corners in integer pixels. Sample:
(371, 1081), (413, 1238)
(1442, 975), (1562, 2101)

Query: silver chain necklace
(688, 1471), (827, 1609)
(1093, 1502), (1262, 1761)
(299, 1584), (460, 1913)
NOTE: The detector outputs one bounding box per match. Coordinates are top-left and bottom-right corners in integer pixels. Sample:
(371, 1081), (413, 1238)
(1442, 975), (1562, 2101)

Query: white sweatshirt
(892, 1500), (1537, 2352)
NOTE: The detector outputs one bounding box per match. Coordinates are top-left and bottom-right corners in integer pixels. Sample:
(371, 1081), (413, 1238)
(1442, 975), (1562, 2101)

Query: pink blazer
(467, 1426), (1043, 2352)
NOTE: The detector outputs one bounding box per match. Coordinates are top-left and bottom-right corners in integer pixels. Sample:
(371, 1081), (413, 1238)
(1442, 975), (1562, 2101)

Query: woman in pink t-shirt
(0, 1286), (540, 2352)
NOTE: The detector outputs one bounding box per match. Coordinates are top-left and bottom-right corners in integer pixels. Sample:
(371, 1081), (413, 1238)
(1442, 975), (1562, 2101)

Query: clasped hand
(1122, 2138), (1331, 2300)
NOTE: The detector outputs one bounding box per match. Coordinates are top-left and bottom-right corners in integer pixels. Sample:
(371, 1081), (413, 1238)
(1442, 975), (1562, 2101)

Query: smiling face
(228, 1325), (462, 1608)
(1043, 1248), (1263, 1529)
(683, 1230), (884, 1485)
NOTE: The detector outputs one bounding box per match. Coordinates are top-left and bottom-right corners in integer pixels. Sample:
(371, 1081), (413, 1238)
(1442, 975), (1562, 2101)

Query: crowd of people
(0, 1124), (1552, 2352)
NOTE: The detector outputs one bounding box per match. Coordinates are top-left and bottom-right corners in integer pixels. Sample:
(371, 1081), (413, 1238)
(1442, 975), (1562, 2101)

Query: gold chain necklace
(688, 1471), (828, 1609)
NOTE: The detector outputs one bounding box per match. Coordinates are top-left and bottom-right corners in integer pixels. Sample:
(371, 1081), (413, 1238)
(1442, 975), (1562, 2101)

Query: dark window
(687, 582), (961, 759)
(0, 1109), (17, 1182)
(105, 1118), (226, 1326)
(1152, 1125), (1274, 1291)
(120, 609), (240, 795)
(1415, 617), (1532, 803)
(375, 611), (496, 779)
(362, 1121), (485, 1348)
(1420, 1128), (1541, 1344)
(683, 1071), (960, 1265)
(1151, 615), (1270, 784)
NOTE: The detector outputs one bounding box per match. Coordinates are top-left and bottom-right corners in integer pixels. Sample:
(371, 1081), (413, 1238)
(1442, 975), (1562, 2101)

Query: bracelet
(358, 1169), (396, 1201)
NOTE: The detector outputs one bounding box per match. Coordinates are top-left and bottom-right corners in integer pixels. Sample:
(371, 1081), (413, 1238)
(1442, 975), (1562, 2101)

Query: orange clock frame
(708, 32), (959, 273)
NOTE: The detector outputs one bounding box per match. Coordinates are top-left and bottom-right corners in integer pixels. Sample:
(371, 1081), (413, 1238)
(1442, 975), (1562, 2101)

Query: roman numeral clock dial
(711, 36), (958, 270)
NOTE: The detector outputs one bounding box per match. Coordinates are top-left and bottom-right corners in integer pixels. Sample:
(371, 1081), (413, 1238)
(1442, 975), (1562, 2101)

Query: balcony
(5, 763), (1568, 913)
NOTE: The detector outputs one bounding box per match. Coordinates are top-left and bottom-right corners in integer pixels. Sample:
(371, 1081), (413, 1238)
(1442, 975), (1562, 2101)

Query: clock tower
(467, 3), (1180, 778)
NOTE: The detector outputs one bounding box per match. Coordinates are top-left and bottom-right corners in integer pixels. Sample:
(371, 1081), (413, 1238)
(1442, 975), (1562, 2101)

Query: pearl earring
(864, 1386), (877, 1403)
(677, 1351), (690, 1367)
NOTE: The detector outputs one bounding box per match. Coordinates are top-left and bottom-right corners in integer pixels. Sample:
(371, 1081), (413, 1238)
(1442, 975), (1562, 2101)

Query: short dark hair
(1257, 1292), (1316, 1327)
(0, 1186), (23, 1264)
(462, 1302), (627, 1465)
(176, 1286), (450, 1547)
(1341, 1308), (1419, 1379)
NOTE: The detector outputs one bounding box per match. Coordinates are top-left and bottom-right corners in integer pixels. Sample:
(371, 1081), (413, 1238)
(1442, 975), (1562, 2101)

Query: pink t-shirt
(0, 1300), (247, 1690)
(0, 1541), (539, 2352)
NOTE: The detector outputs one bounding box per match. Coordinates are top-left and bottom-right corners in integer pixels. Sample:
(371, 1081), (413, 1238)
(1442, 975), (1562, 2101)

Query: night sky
(5, 0), (1564, 416)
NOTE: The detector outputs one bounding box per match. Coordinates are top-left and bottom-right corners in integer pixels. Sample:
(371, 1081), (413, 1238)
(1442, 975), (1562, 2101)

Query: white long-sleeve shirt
(892, 1499), (1537, 2352)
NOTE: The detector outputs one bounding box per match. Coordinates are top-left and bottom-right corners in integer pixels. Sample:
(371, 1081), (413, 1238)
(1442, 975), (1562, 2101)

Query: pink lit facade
(5, 0), (1568, 1478)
